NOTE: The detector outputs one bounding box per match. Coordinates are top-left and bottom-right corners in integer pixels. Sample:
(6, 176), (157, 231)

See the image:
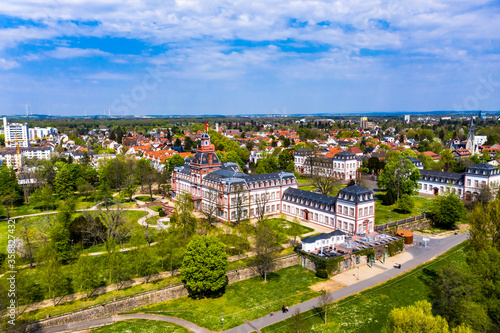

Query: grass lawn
(374, 193), (432, 225)
(0, 204), (48, 219)
(296, 175), (313, 184)
(132, 265), (323, 331)
(226, 247), (295, 271)
(136, 196), (156, 202)
(74, 197), (98, 210)
(108, 198), (137, 209)
(0, 220), (9, 252)
(91, 319), (189, 333)
(298, 184), (317, 192)
(21, 275), (183, 322)
(151, 206), (164, 213)
(262, 242), (468, 333)
(146, 215), (160, 225)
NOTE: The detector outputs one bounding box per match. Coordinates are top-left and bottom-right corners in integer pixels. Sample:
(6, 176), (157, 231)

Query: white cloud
(84, 71), (134, 80)
(0, 58), (19, 69)
(45, 47), (111, 59)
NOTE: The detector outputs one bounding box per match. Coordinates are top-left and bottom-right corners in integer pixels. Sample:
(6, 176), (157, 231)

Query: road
(36, 232), (469, 333)
(225, 231), (469, 333)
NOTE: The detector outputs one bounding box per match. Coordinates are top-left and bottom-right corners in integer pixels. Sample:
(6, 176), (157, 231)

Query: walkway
(39, 313), (212, 333)
(225, 231), (469, 333)
(35, 232), (468, 333)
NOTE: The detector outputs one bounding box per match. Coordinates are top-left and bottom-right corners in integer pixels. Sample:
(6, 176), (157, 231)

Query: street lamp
(389, 212), (391, 223)
(221, 312), (224, 330)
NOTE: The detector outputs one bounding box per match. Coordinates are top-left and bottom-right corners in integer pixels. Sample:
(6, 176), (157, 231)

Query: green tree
(278, 149), (294, 170)
(181, 235), (228, 295)
(38, 245), (72, 306)
(397, 194), (414, 213)
(468, 200), (500, 252)
(377, 159), (421, 203)
(172, 192), (198, 238)
(0, 166), (23, 218)
(429, 192), (466, 229)
(386, 300), (450, 333)
(430, 262), (487, 330)
(105, 238), (129, 290)
(252, 220), (280, 282)
(157, 230), (184, 277)
(481, 149), (491, 162)
(174, 137), (182, 147)
(77, 182), (95, 202)
(73, 255), (100, 298)
(166, 154), (185, 172)
(54, 165), (74, 197)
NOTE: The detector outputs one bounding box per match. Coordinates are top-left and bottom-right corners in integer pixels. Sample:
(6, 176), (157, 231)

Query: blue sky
(0, 0), (499, 116)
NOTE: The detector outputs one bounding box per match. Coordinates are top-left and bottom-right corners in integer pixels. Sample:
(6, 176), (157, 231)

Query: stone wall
(27, 254), (299, 331)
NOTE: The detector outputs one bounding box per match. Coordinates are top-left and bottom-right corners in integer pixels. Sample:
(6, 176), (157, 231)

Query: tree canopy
(181, 235), (228, 294)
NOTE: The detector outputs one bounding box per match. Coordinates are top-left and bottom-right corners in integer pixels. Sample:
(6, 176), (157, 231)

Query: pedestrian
(270, 312), (274, 317)
(282, 305), (285, 313)
(285, 306), (289, 313)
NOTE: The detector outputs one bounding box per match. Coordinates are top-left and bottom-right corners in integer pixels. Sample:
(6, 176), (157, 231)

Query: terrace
(302, 231), (401, 259)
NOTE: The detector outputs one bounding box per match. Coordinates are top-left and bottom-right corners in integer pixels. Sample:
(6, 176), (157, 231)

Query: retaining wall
(26, 254), (299, 331)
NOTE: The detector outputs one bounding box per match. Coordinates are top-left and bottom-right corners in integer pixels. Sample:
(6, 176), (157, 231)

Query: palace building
(171, 133), (375, 234)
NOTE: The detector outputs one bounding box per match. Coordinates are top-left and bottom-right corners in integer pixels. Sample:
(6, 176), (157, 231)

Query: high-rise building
(404, 115), (411, 123)
(3, 117), (29, 148)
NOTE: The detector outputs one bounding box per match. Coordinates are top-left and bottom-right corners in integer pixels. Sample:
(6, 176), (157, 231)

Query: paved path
(39, 313), (212, 333)
(225, 231), (470, 333)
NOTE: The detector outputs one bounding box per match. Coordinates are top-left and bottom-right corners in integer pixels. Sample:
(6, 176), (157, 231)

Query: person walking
(282, 305), (285, 313)
(285, 305), (289, 313)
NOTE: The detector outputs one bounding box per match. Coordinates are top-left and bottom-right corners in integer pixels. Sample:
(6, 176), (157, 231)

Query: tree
(232, 184), (248, 225)
(468, 200), (500, 252)
(54, 165), (75, 197)
(73, 255), (100, 298)
(174, 137), (182, 147)
(440, 148), (455, 172)
(481, 149), (491, 162)
(318, 290), (332, 324)
(477, 183), (493, 205)
(135, 158), (150, 191)
(166, 154), (185, 172)
(172, 192), (198, 238)
(18, 219), (39, 268)
(202, 186), (220, 227)
(252, 220), (279, 282)
(105, 238), (129, 290)
(278, 149), (294, 170)
(255, 190), (270, 222)
(378, 159), (421, 203)
(98, 199), (127, 241)
(77, 182), (95, 202)
(385, 300), (450, 333)
(429, 192), (466, 229)
(397, 194), (414, 213)
(181, 235), (228, 295)
(38, 244), (72, 306)
(69, 214), (107, 247)
(121, 175), (137, 201)
(430, 262), (489, 331)
(289, 308), (307, 333)
(0, 166), (23, 218)
(311, 167), (341, 196)
(157, 230), (184, 277)
(184, 136), (194, 151)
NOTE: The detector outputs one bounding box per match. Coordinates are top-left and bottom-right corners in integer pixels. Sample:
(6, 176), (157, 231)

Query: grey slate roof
(282, 188), (337, 213)
(337, 185), (374, 203)
(302, 230), (346, 243)
(420, 169), (465, 184)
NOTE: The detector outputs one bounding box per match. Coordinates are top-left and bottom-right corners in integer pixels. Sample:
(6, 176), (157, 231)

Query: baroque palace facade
(171, 133), (376, 235)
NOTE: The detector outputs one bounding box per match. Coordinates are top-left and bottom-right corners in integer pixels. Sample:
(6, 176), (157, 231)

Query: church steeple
(466, 116), (476, 154)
